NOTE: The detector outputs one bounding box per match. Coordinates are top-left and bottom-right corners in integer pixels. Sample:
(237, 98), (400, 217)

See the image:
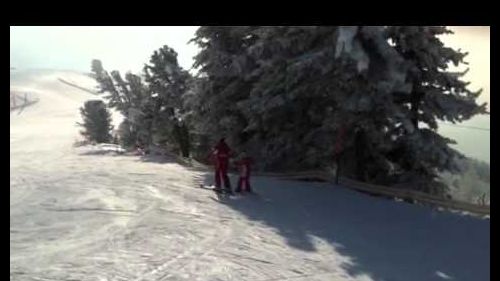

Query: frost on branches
(90, 45), (193, 156)
(189, 26), (488, 196)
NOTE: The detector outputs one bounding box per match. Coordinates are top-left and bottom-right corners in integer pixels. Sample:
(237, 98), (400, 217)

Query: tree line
(79, 26), (488, 197)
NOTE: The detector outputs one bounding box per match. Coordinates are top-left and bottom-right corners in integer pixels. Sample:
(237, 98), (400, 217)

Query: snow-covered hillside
(10, 70), (490, 281)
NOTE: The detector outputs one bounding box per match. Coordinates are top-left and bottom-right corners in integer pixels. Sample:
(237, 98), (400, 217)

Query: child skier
(234, 152), (253, 193)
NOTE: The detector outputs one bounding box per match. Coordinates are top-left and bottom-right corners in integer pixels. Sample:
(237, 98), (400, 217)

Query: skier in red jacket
(235, 152), (253, 193)
(212, 138), (232, 194)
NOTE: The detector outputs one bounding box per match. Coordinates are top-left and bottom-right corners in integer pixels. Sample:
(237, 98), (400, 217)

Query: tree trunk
(354, 130), (367, 181)
(174, 123), (191, 158)
(410, 91), (424, 130)
(410, 101), (419, 129)
(335, 152), (342, 185)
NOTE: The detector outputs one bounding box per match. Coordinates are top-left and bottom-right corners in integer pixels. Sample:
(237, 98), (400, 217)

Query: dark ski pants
(236, 177), (251, 192)
(214, 160), (231, 191)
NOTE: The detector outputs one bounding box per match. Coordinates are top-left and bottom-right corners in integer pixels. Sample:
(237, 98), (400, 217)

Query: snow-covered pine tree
(124, 72), (154, 149)
(143, 45), (192, 157)
(241, 26), (345, 170)
(190, 27), (260, 155)
(328, 26), (488, 195)
(182, 76), (212, 160)
(331, 26), (417, 184)
(192, 26), (488, 196)
(385, 26), (488, 194)
(78, 100), (113, 144)
(90, 61), (153, 149)
(192, 26), (373, 171)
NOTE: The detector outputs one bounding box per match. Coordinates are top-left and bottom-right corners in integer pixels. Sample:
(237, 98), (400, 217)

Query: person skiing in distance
(212, 138), (232, 194)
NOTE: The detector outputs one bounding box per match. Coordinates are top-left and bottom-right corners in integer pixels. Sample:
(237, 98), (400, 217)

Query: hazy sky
(10, 26), (490, 162)
(440, 26), (490, 108)
(10, 26), (199, 74)
(438, 26), (490, 163)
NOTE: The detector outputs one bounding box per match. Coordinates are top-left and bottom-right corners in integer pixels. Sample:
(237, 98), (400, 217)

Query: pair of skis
(199, 184), (258, 201)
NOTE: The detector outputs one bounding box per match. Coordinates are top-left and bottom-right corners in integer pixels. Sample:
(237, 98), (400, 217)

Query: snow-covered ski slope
(10, 70), (490, 281)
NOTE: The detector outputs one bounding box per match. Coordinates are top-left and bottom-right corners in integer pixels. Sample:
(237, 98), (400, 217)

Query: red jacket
(209, 141), (231, 168)
(236, 157), (252, 178)
(215, 141), (230, 157)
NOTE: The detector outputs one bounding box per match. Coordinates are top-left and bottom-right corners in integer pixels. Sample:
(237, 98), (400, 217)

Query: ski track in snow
(11, 70), (490, 281)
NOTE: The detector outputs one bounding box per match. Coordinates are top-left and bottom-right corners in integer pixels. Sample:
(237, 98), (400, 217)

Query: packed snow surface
(11, 70), (489, 281)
